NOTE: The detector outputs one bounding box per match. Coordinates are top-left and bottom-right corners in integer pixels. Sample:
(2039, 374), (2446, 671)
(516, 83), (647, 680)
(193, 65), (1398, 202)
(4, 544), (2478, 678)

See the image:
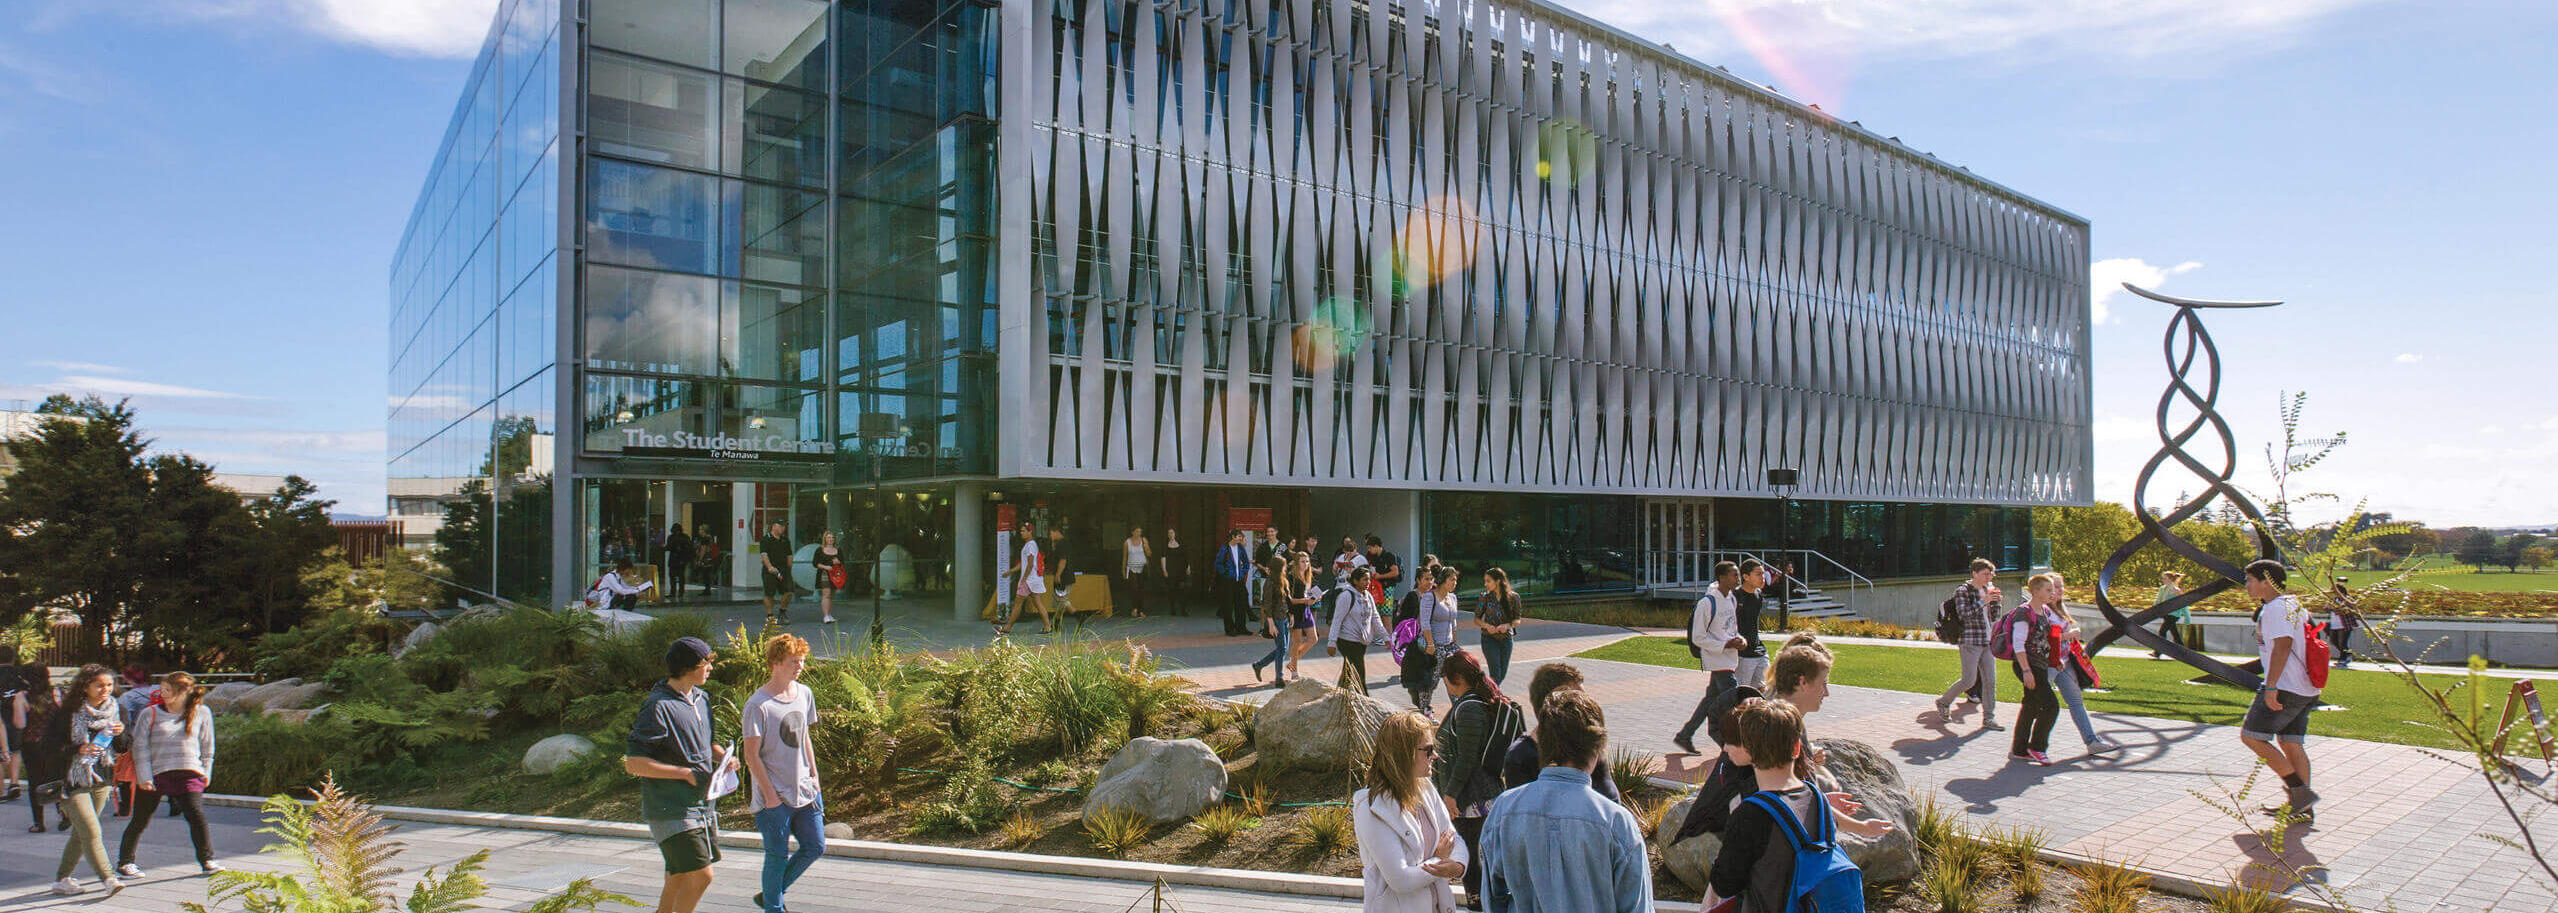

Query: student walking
(2034, 573), (2118, 755)
(1674, 562), (1745, 754)
(2, 646), (20, 801)
(19, 664), (65, 832)
(1356, 711), (1468, 913)
(806, 532), (845, 625)
(1706, 699), (1892, 913)
(999, 520), (1052, 636)
(1328, 566), (1388, 694)
(2004, 575), (2064, 765)
(1251, 554), (1297, 685)
(2151, 571), (2187, 657)
(1500, 663), (1621, 805)
(758, 522), (796, 626)
(1366, 537), (1405, 608)
(51, 665), (125, 896)
(1476, 691), (1652, 913)
(116, 671), (220, 876)
(1474, 568), (1523, 686)
(2327, 578), (2360, 669)
(1732, 560), (1772, 691)
(1119, 527), (1154, 619)
(1400, 568), (1463, 713)
(2242, 560), (2325, 821)
(1157, 528), (1190, 616)
(694, 525), (723, 597)
(1934, 559), (2005, 730)
(623, 637), (735, 913)
(1432, 651), (1521, 910)
(1216, 531), (1254, 636)
(665, 524), (695, 599)
(743, 635), (824, 913)
(1287, 555), (1321, 680)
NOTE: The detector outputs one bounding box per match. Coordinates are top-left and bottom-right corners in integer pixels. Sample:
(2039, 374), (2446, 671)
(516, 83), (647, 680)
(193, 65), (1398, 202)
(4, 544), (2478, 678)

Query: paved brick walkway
(0, 802), (1365, 913)
(1162, 621), (2556, 913)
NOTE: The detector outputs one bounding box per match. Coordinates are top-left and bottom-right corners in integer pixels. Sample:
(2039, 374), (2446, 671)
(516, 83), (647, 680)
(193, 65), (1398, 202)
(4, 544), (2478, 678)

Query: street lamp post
(1767, 468), (1799, 630)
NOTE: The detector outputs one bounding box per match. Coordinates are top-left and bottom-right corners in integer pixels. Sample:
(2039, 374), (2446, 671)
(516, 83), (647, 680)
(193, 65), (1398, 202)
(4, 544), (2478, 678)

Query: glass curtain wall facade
(387, 0), (564, 606)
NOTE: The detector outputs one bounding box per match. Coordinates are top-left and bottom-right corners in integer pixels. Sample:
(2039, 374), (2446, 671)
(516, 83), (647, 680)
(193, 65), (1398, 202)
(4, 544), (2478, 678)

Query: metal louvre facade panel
(996, 0), (2093, 505)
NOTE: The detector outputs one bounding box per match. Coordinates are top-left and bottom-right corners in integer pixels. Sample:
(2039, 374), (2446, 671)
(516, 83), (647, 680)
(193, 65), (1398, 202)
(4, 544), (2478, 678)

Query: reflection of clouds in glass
(587, 159), (722, 274)
(1393, 196), (1480, 293)
(585, 267), (716, 374)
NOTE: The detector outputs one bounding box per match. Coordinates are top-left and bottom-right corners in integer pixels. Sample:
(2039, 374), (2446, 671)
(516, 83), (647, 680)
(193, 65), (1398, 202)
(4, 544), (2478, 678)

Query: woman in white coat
(1355, 711), (1468, 913)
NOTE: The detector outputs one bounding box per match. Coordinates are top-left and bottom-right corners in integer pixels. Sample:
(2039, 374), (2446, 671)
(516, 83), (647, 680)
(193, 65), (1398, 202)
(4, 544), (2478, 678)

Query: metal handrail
(1645, 547), (1874, 616)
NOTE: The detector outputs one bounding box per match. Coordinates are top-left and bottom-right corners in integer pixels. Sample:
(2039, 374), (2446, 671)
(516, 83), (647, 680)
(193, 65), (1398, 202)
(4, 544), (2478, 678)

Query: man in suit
(1215, 530), (1253, 636)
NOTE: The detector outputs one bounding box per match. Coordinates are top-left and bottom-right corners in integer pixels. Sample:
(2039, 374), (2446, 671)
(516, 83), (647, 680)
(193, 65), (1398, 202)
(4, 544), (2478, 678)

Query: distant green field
(1578, 636), (2550, 756)
(2337, 566), (2558, 594)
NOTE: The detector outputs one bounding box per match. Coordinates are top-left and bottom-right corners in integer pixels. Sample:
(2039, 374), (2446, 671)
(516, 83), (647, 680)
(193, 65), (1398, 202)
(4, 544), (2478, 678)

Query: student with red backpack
(1708, 698), (1890, 913)
(2241, 559), (2328, 822)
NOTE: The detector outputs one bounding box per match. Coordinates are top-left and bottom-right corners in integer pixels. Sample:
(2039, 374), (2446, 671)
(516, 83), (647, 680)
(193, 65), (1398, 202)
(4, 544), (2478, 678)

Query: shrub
(1633, 796), (1676, 839)
(1037, 647), (1129, 753)
(214, 712), (361, 798)
(1239, 782), (1274, 818)
(1608, 746), (1661, 798)
(1912, 791), (1960, 859)
(2200, 883), (2296, 913)
(1920, 835), (1989, 913)
(1994, 826), (2048, 899)
(1024, 758), (1076, 787)
(1083, 810), (1153, 857)
(1189, 804), (1260, 844)
(2067, 857), (2153, 913)
(1000, 808), (1045, 848)
(1290, 805), (1355, 856)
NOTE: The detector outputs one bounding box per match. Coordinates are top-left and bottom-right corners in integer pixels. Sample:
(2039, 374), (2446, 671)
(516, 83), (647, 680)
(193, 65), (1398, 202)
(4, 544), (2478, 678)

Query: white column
(953, 482), (987, 622)
(732, 483), (758, 590)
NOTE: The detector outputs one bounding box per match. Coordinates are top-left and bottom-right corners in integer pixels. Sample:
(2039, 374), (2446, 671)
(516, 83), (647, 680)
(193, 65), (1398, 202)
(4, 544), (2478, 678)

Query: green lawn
(1576, 636), (2550, 756)
(2338, 566), (2558, 594)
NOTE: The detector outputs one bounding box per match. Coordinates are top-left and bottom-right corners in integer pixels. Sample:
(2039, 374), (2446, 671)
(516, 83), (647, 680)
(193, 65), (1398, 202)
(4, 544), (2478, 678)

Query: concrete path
(1160, 621), (2557, 913)
(0, 801), (1366, 913)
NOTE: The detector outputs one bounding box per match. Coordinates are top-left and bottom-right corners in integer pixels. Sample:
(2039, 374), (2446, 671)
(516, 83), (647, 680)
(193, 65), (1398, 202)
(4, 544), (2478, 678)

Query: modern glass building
(392, 0), (2090, 615)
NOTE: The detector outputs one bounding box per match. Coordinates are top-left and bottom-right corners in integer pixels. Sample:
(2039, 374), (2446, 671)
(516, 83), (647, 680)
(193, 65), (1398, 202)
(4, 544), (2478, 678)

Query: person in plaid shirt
(1935, 558), (2006, 730)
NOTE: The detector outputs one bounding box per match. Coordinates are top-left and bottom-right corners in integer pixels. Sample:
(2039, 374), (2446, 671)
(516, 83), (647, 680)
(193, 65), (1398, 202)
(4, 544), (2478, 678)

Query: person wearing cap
(625, 637), (734, 913)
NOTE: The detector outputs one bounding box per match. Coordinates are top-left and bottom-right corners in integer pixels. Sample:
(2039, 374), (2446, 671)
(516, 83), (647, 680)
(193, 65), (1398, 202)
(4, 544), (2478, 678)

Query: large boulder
(393, 622), (441, 658)
(1652, 737), (1924, 890)
(234, 678), (331, 715)
(1080, 737), (1228, 826)
(523, 734), (597, 775)
(1815, 737), (1923, 883)
(203, 682), (259, 715)
(1251, 678), (1392, 771)
(824, 822), (857, 841)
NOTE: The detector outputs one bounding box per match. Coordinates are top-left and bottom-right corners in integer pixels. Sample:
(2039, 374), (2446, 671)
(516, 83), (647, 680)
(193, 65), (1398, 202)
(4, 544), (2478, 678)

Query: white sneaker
(202, 861), (227, 874)
(103, 877), (124, 893)
(51, 878), (86, 896)
(117, 863), (146, 878)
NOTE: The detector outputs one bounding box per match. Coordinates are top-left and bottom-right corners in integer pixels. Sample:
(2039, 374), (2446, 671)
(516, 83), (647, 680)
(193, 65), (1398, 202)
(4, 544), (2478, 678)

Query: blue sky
(1, 0), (2550, 527)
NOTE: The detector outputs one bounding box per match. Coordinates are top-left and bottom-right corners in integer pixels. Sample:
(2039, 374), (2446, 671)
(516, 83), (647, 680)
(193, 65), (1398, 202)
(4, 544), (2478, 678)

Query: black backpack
(1936, 590), (1968, 644)
(1468, 696), (1526, 802)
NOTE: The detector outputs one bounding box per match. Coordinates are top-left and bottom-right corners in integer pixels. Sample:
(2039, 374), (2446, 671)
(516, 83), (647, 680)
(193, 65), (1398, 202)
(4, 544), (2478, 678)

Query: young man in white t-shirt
(2239, 559), (2322, 821)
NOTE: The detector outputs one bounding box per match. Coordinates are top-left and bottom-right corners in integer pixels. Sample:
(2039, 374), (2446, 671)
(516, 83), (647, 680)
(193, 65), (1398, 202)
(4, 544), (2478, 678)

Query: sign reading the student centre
(619, 429), (830, 464)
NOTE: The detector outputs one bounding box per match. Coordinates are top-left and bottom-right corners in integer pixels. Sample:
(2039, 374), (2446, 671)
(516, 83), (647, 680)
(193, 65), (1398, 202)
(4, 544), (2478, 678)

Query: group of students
(1930, 555), (2328, 812)
(1352, 651), (1655, 913)
(621, 634), (832, 913)
(0, 653), (224, 897)
(1246, 541), (1527, 712)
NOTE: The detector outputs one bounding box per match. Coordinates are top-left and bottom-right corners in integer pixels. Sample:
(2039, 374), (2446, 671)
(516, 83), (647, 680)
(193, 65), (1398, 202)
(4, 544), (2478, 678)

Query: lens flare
(1393, 196), (1480, 293)
(1293, 296), (1370, 373)
(1537, 120), (1599, 188)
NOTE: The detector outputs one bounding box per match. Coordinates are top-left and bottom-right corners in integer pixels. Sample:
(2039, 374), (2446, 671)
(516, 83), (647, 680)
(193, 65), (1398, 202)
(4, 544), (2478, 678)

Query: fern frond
(523, 877), (641, 913)
(405, 849), (493, 913)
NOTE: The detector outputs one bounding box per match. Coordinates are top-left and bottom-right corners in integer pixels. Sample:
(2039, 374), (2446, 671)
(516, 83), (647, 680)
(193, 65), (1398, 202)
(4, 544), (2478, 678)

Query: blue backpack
(1742, 790), (1865, 913)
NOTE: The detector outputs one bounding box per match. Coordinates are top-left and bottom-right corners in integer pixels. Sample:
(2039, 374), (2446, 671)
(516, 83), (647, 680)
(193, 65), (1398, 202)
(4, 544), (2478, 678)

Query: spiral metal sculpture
(2082, 283), (2285, 689)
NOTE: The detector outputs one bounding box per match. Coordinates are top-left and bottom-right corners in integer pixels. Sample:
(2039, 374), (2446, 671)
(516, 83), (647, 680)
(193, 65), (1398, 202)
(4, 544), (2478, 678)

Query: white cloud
(2395, 353), (2423, 364)
(2091, 413), (2150, 444)
(2482, 425), (2507, 436)
(2088, 258), (2203, 324)
(50, 0), (499, 59)
(31, 360), (128, 374)
(55, 374), (250, 399)
(1568, 0), (2378, 71)
(294, 0), (499, 58)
